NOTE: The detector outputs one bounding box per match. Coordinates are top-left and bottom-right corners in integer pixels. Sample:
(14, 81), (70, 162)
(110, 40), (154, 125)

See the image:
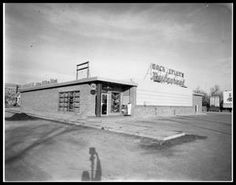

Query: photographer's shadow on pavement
(81, 147), (102, 181)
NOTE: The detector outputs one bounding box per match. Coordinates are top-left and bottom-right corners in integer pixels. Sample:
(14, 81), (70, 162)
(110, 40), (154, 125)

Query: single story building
(19, 64), (203, 118)
(19, 77), (137, 118)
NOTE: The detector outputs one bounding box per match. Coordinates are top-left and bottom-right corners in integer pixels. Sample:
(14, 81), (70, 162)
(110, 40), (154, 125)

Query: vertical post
(96, 83), (102, 117)
(129, 86), (136, 115)
(87, 61), (90, 78)
(76, 68), (78, 80)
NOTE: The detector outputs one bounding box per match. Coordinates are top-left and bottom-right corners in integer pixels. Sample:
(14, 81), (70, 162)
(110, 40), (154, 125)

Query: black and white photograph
(3, 3), (233, 182)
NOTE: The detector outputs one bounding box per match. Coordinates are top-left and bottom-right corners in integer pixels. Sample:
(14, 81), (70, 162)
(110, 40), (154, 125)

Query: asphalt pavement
(4, 111), (232, 181)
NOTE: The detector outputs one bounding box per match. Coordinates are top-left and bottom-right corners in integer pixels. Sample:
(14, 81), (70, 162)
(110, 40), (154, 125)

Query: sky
(4, 3), (232, 93)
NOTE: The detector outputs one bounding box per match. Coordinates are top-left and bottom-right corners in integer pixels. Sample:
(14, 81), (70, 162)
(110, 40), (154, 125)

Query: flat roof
(192, 92), (205, 96)
(5, 83), (20, 88)
(19, 76), (138, 93)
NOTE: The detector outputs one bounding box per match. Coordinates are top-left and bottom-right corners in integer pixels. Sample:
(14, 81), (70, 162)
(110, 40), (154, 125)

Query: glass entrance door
(101, 93), (108, 115)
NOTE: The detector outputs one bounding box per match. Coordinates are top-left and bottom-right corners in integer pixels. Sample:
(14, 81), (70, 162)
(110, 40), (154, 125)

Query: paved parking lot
(4, 112), (232, 181)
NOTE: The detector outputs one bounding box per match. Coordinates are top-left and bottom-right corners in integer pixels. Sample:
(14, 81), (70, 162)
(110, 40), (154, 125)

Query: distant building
(209, 96), (220, 112)
(210, 96), (220, 107)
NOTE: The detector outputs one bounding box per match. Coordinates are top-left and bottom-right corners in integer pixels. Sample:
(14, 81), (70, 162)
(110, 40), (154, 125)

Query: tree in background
(210, 85), (221, 96)
(5, 84), (20, 107)
(195, 85), (226, 112)
(209, 85), (223, 111)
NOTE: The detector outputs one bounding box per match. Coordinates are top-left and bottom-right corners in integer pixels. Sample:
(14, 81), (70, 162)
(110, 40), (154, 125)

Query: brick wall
(133, 94), (203, 118)
(133, 105), (194, 118)
(129, 87), (137, 115)
(21, 84), (96, 117)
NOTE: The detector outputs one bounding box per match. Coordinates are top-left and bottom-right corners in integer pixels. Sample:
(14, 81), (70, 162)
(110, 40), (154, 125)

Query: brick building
(20, 77), (137, 118)
(19, 76), (202, 118)
(19, 63), (203, 118)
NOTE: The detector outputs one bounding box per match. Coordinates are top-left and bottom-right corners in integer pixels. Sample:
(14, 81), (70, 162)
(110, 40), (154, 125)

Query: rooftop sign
(150, 63), (186, 87)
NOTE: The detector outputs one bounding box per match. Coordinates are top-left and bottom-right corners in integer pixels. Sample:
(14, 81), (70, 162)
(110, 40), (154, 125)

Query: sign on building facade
(150, 63), (186, 87)
(136, 63), (192, 106)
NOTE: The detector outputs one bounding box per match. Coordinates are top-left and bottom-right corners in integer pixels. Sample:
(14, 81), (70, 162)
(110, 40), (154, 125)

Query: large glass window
(111, 92), (121, 113)
(59, 91), (80, 112)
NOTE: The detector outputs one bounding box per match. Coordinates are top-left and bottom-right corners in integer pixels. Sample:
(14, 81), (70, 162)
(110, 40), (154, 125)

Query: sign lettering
(150, 63), (186, 87)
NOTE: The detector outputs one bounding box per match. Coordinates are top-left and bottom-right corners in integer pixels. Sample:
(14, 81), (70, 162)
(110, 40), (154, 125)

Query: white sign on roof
(150, 63), (186, 88)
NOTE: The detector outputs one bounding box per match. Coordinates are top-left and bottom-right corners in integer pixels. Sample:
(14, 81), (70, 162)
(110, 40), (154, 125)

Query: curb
(5, 109), (187, 144)
(162, 132), (186, 141)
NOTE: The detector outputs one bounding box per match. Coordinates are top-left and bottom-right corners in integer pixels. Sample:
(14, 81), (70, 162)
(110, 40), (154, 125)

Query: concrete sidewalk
(5, 107), (193, 142)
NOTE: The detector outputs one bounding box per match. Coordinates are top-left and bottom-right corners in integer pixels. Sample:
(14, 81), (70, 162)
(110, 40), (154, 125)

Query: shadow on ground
(5, 124), (81, 165)
(5, 113), (39, 121)
(81, 147), (102, 181)
(140, 134), (207, 151)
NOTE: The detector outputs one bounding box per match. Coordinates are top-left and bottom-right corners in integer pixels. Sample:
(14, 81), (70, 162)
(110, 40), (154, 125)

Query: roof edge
(192, 92), (205, 96)
(19, 76), (137, 92)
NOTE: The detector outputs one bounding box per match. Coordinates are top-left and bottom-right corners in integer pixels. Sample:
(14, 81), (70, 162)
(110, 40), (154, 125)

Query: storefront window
(59, 91), (80, 112)
(111, 92), (121, 113)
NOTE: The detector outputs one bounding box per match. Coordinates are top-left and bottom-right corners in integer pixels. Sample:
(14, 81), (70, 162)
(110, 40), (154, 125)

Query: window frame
(110, 91), (121, 113)
(58, 90), (80, 113)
